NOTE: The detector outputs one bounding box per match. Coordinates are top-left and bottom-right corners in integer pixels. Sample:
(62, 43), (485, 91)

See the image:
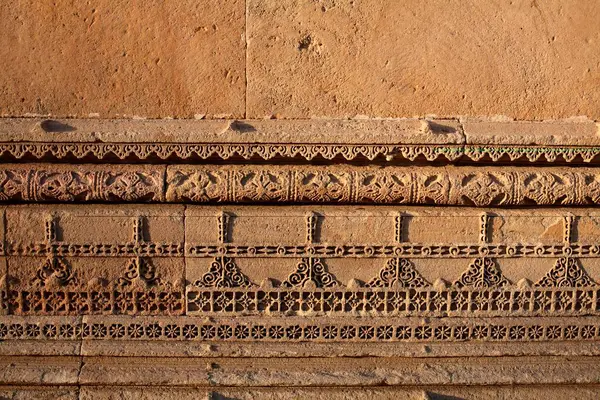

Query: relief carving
(454, 258), (510, 288)
(195, 257), (254, 288)
(5, 164), (600, 206)
(3, 141), (600, 165)
(366, 258), (428, 288)
(535, 257), (596, 288)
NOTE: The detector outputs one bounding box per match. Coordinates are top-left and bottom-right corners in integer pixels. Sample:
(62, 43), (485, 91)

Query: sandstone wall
(2, 2), (600, 399)
(1, 0), (599, 119)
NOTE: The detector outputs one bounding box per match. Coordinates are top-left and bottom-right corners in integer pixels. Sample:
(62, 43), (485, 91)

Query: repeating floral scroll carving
(101, 171), (163, 202)
(356, 172), (413, 203)
(282, 258), (338, 288)
(454, 258), (510, 288)
(4, 142), (600, 165)
(535, 257), (595, 287)
(163, 165), (600, 206)
(5, 164), (600, 205)
(459, 173), (512, 206)
(0, 170), (27, 200)
(522, 172), (575, 205)
(165, 169), (226, 202)
(295, 172), (351, 202)
(366, 258), (428, 288)
(194, 257), (254, 288)
(234, 170), (290, 201)
(0, 165), (163, 202)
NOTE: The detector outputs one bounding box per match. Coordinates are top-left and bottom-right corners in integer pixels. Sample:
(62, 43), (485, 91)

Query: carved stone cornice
(1, 118), (599, 164)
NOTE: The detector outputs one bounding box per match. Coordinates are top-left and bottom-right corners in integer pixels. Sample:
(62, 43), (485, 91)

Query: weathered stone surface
(0, 1), (245, 118)
(8, 163), (600, 206)
(5, 205), (184, 316)
(2, 205), (600, 318)
(0, 356), (80, 385)
(0, 118), (462, 144)
(248, 0), (600, 119)
(0, 387), (78, 400)
(0, 164), (165, 202)
(3, 118), (600, 165)
(2, 0), (600, 394)
(73, 355), (600, 386)
(463, 119), (600, 145)
(77, 386), (600, 400)
(164, 164), (600, 206)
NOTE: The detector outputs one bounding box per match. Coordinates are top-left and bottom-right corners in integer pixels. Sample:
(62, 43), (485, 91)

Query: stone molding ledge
(0, 117), (599, 164)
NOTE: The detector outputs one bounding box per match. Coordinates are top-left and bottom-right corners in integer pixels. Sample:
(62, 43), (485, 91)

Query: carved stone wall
(1, 118), (600, 398)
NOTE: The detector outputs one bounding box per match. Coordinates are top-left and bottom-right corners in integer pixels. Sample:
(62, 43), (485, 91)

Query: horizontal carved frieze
(4, 206), (600, 259)
(0, 142), (463, 163)
(165, 165), (600, 205)
(0, 316), (598, 343)
(5, 141), (600, 164)
(0, 165), (164, 202)
(2, 206), (600, 318)
(5, 164), (600, 205)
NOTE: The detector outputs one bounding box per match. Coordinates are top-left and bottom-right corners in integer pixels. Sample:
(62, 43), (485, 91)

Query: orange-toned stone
(248, 0), (600, 119)
(0, 0), (245, 118)
(463, 119), (600, 146)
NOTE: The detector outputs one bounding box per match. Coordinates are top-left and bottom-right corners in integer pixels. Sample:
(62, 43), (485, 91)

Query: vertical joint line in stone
(395, 212), (404, 243)
(479, 212), (490, 244)
(218, 211), (231, 244)
(564, 215), (573, 245)
(306, 212), (319, 244)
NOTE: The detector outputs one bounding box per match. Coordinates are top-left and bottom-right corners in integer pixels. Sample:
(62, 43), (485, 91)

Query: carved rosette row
(4, 164), (600, 205)
(0, 317), (598, 343)
(2, 142), (600, 164)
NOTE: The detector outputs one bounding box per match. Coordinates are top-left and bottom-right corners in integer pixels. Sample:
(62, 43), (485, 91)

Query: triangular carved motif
(366, 258), (428, 288)
(31, 256), (77, 288)
(195, 257), (254, 288)
(282, 257), (337, 288)
(117, 257), (161, 288)
(535, 257), (596, 287)
(454, 257), (509, 288)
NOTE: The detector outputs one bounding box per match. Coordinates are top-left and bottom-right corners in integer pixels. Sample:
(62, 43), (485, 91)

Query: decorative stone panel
(2, 118), (600, 397)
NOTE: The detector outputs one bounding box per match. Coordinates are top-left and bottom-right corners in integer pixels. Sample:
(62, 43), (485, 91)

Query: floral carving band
(2, 164), (600, 206)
